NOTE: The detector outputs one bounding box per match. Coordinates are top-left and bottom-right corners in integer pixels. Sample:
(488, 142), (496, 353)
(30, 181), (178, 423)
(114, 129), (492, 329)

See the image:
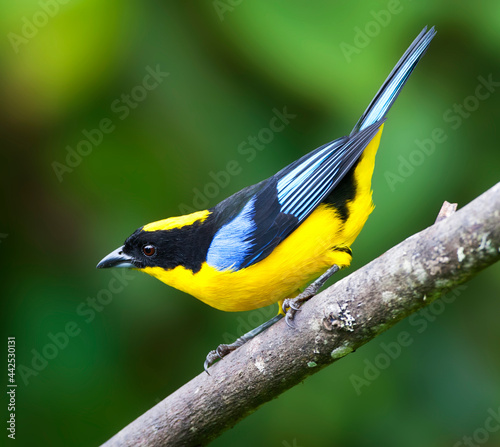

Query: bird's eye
(142, 245), (156, 257)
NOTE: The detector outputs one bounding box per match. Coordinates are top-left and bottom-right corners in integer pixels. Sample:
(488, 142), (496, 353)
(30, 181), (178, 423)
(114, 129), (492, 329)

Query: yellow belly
(141, 127), (382, 312)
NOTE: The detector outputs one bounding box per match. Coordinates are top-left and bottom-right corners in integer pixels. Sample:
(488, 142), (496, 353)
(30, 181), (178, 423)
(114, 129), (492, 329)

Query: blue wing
(274, 121), (383, 222)
(206, 122), (383, 271)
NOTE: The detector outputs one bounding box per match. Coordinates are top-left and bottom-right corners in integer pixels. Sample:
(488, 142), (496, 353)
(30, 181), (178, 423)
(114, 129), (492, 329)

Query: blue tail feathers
(351, 26), (436, 136)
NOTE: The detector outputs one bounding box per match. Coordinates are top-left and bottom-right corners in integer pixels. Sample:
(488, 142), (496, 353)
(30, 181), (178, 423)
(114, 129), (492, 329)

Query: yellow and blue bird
(98, 26), (436, 370)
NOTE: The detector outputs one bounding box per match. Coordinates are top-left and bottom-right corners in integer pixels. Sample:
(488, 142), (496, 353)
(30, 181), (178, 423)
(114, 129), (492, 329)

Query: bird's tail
(350, 26), (436, 136)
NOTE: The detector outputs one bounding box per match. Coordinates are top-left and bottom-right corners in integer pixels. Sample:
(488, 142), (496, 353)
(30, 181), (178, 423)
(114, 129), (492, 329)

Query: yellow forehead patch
(143, 209), (210, 232)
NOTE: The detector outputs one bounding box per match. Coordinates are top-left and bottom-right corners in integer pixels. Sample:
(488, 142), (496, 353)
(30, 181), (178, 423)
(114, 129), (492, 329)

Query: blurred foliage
(1, 1), (500, 446)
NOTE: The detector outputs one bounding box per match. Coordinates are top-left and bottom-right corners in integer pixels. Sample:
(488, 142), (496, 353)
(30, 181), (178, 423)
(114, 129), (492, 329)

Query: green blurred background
(1, 1), (500, 446)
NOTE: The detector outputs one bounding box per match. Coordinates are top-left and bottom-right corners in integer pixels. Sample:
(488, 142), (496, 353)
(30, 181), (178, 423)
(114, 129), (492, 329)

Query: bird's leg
(204, 314), (283, 373)
(282, 264), (340, 328)
(204, 264), (340, 372)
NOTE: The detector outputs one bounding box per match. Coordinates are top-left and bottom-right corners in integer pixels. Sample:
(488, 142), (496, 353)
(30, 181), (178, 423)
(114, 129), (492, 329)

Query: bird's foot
(281, 293), (313, 328)
(282, 264), (340, 328)
(204, 340), (244, 374)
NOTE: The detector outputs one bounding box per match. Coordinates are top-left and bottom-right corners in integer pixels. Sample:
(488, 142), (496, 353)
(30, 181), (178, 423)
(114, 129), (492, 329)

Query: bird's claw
(285, 310), (297, 328)
(204, 351), (218, 374)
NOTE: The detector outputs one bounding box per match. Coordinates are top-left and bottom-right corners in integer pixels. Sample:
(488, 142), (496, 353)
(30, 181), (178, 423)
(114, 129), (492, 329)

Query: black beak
(96, 246), (135, 269)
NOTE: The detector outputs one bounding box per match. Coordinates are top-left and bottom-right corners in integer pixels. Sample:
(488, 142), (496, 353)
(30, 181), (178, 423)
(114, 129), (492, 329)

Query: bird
(97, 26), (436, 371)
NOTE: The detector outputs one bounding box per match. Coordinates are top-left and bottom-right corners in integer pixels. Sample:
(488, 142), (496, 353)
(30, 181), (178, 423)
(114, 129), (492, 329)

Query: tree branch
(101, 182), (500, 447)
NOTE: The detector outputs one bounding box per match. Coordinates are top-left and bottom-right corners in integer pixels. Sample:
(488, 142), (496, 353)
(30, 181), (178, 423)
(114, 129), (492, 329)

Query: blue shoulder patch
(206, 196), (257, 271)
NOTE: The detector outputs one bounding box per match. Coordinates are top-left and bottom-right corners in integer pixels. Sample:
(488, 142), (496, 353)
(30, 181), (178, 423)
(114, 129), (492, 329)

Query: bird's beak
(96, 246), (135, 269)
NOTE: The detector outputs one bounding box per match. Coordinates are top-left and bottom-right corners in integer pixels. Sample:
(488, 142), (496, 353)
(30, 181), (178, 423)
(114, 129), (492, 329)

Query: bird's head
(96, 210), (211, 272)
(96, 228), (160, 270)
